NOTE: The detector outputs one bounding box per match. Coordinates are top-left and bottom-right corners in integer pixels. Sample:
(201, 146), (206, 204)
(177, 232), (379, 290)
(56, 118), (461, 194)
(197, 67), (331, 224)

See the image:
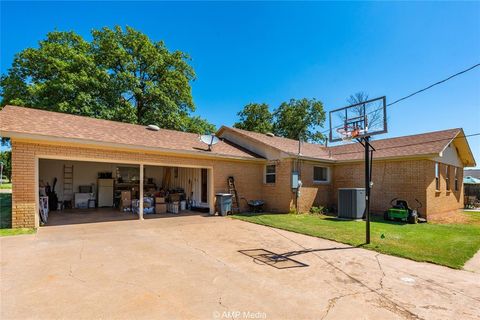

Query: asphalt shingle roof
(0, 106), (262, 160)
(0, 106), (467, 163)
(219, 126), (463, 162)
(220, 127), (332, 159)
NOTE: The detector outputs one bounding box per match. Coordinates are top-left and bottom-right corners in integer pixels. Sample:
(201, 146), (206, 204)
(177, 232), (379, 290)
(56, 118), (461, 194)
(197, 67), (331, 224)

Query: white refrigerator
(97, 179), (114, 207)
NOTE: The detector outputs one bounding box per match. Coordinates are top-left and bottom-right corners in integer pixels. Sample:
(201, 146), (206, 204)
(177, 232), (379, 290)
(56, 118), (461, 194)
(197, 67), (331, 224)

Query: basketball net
(336, 126), (360, 143)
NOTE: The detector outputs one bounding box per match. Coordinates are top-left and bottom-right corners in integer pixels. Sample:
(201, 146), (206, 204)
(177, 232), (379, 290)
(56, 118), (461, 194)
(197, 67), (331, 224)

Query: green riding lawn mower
(384, 198), (426, 224)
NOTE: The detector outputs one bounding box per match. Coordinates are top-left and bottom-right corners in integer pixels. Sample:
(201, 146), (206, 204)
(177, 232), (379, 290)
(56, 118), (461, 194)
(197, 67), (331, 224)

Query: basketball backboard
(329, 96), (387, 142)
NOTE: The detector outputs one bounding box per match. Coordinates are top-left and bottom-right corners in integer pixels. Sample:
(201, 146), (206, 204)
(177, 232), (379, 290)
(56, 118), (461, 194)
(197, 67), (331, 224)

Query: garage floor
(45, 208), (203, 226)
(1, 215), (479, 319)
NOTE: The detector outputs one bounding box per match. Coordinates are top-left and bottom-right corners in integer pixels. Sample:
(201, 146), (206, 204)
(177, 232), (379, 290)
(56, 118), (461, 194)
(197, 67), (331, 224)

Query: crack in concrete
(374, 296), (422, 320)
(183, 240), (228, 268)
(375, 254), (386, 290)
(68, 264), (86, 283)
(260, 223), (424, 320)
(401, 271), (480, 303)
(218, 296), (229, 310)
(320, 291), (364, 320)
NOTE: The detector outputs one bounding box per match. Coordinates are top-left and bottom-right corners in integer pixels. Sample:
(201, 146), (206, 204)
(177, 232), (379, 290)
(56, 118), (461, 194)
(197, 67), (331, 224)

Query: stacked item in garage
(155, 196), (167, 214)
(120, 191), (131, 212)
(132, 197), (155, 215)
(167, 202), (180, 214)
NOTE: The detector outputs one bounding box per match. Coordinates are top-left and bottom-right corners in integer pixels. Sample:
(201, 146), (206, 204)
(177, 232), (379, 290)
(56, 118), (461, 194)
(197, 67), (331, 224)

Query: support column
(139, 164), (144, 220)
(208, 168), (214, 215)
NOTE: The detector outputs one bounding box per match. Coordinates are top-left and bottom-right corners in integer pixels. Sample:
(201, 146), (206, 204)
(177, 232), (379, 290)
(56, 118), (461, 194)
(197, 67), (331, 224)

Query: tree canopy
(233, 103), (273, 133)
(273, 98), (326, 142)
(234, 99), (326, 143)
(0, 26), (215, 134)
(0, 151), (11, 182)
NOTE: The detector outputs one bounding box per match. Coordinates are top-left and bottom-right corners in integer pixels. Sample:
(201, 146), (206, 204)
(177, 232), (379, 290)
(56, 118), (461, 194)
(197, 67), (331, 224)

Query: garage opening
(38, 159), (212, 226)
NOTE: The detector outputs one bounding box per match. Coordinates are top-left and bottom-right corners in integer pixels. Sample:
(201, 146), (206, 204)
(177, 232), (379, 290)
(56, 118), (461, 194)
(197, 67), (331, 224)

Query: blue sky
(1, 1), (479, 167)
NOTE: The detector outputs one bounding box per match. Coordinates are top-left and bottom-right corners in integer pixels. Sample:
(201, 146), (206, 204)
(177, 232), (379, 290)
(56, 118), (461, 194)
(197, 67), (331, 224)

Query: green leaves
(234, 103), (273, 133)
(1, 26), (214, 133)
(273, 98), (326, 143)
(234, 99), (326, 143)
(0, 151), (12, 182)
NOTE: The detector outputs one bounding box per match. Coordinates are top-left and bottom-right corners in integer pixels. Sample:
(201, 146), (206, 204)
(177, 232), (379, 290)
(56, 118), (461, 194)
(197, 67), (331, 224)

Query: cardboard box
(169, 194), (181, 202)
(155, 197), (165, 204)
(121, 191), (131, 201)
(155, 203), (167, 214)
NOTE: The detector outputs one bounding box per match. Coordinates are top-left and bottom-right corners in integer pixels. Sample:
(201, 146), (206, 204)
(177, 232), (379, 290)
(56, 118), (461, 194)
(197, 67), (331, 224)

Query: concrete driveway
(1, 214), (479, 320)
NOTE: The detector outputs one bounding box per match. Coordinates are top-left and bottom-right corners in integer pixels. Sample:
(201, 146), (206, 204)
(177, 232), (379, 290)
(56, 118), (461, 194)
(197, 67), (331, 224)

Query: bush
(310, 206), (326, 215)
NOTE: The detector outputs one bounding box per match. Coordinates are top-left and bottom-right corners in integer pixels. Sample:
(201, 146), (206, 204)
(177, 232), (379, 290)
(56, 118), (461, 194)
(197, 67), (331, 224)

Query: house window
(435, 163), (440, 191)
(446, 165), (451, 191)
(313, 166), (329, 182)
(265, 165), (276, 183)
(454, 167), (459, 191)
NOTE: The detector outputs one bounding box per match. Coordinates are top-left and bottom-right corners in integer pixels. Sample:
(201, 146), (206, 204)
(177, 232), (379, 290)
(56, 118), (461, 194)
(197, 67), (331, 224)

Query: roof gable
(217, 126), (332, 160)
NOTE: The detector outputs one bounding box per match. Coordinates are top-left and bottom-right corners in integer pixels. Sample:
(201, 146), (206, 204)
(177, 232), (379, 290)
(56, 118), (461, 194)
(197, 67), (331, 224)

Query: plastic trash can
(216, 193), (233, 216)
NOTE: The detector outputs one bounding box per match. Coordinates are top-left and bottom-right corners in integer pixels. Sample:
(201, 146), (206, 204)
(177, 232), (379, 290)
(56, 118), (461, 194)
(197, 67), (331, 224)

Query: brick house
(0, 106), (476, 228)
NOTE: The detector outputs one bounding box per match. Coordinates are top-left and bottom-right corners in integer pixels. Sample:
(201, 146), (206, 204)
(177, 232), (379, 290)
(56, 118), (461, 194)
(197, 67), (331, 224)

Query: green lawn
(232, 212), (480, 269)
(0, 228), (36, 237)
(0, 193), (35, 236)
(0, 183), (12, 189)
(464, 210), (480, 223)
(1, 193), (12, 228)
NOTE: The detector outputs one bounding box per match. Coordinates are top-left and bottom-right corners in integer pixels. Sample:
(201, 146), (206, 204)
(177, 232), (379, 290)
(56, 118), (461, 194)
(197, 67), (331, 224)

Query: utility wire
(386, 63), (480, 107)
(321, 63), (480, 136)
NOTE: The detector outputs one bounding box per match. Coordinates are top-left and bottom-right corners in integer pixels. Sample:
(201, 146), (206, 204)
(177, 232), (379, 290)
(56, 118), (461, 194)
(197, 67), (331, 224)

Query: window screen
(313, 167), (328, 182)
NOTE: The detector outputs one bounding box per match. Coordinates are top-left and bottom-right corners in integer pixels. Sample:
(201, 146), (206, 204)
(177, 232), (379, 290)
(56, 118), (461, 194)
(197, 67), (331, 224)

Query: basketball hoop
(328, 96), (387, 245)
(336, 126), (360, 143)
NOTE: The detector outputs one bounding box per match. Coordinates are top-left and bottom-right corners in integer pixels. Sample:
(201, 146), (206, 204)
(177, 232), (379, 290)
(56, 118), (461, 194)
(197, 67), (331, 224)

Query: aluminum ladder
(227, 176), (240, 213)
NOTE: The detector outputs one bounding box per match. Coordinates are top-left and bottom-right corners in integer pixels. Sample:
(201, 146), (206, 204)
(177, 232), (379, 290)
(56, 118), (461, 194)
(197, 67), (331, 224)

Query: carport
(38, 156), (213, 226)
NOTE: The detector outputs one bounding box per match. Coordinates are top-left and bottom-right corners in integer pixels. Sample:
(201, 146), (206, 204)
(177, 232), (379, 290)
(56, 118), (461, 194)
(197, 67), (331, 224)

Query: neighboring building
(464, 175), (480, 208)
(465, 169), (480, 179)
(0, 105), (476, 228)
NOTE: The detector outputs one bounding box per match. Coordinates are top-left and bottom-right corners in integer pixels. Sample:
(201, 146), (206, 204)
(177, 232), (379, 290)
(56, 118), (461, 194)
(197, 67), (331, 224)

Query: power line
(321, 62), (480, 135)
(386, 63), (480, 107)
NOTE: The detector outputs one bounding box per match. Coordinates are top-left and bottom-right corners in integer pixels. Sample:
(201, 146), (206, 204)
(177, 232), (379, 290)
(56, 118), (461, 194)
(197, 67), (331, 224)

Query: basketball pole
(359, 136), (375, 244)
(364, 136), (371, 244)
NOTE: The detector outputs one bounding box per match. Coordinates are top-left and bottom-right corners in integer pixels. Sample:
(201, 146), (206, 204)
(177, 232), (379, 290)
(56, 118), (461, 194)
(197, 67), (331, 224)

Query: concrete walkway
(464, 250), (480, 273)
(1, 214), (479, 320)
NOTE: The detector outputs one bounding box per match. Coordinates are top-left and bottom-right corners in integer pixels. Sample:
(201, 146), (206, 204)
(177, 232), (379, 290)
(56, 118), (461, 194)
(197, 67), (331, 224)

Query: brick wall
(261, 159), (294, 212)
(425, 161), (464, 216)
(332, 159), (464, 218)
(11, 140), (265, 228)
(332, 160), (430, 217)
(11, 139), (466, 228)
(296, 161), (333, 213)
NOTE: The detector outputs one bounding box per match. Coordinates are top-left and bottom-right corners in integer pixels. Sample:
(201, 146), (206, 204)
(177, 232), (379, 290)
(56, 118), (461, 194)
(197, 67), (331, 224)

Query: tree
(91, 26), (196, 128)
(233, 103), (273, 133)
(0, 151), (11, 182)
(182, 116), (216, 134)
(0, 26), (215, 132)
(272, 98), (326, 143)
(0, 31), (120, 119)
(346, 92), (383, 131)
